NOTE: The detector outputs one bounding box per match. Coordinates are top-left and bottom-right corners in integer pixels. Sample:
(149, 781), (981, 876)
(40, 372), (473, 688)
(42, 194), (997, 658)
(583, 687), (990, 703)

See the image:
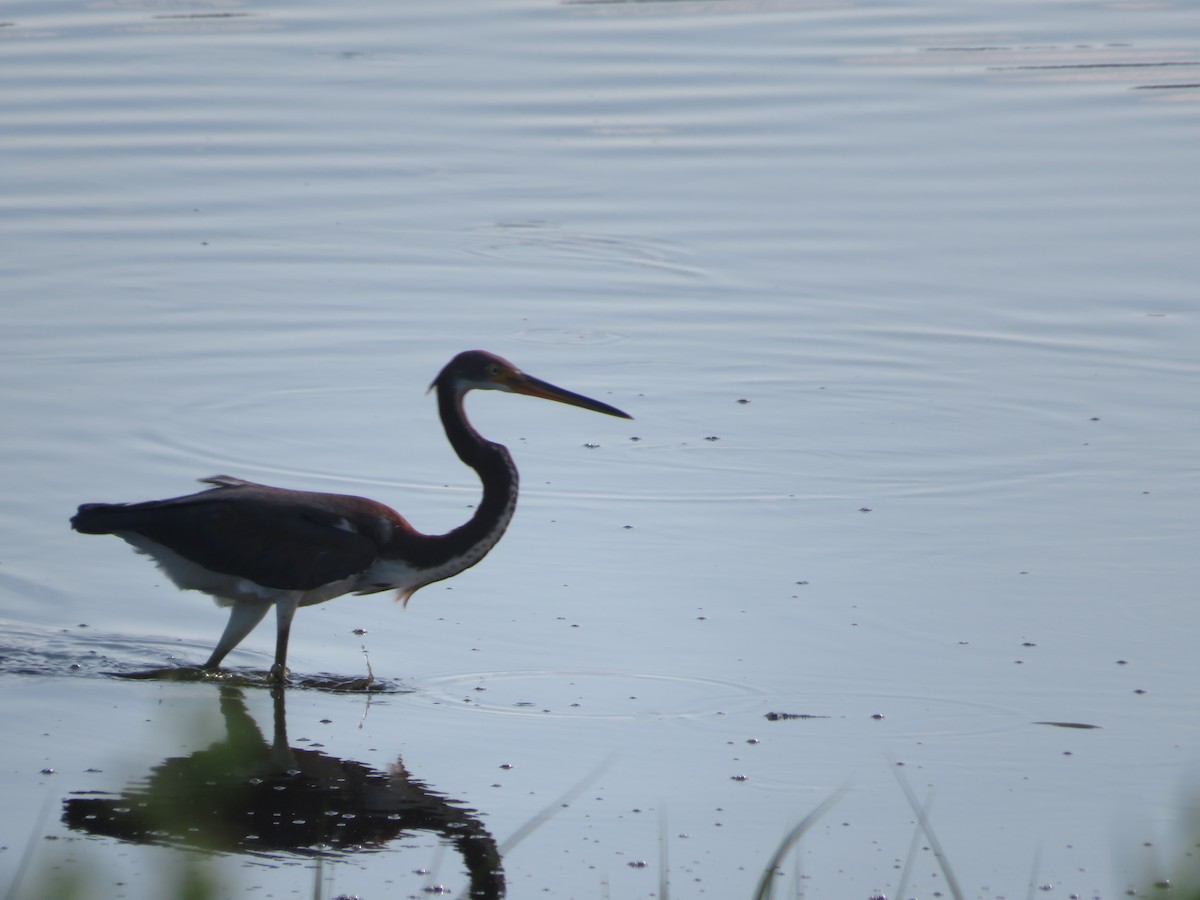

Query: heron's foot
(268, 662), (290, 684)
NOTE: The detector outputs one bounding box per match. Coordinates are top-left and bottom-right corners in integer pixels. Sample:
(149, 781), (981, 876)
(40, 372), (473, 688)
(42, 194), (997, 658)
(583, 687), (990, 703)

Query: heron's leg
(269, 595), (301, 683)
(203, 599), (271, 670)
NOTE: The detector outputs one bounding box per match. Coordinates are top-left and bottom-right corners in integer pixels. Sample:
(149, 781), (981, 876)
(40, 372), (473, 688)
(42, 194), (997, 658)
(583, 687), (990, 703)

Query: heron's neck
(431, 385), (519, 566)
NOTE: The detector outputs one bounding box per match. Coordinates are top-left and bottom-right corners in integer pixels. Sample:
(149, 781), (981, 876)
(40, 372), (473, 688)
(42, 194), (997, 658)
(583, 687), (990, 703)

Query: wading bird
(71, 350), (631, 682)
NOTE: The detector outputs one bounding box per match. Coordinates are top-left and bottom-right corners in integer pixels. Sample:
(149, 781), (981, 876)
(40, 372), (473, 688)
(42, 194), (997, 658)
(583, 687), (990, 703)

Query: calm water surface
(3, 0), (1200, 897)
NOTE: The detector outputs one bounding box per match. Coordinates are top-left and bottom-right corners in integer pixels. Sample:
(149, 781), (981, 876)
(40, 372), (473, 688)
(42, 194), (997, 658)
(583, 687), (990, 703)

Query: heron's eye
(486, 364), (502, 378)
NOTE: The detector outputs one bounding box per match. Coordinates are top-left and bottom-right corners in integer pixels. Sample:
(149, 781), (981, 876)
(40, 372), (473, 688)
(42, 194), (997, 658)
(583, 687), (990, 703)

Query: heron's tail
(71, 503), (138, 534)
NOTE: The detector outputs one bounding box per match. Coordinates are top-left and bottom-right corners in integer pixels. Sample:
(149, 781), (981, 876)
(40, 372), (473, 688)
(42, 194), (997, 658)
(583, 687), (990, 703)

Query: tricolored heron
(71, 350), (631, 682)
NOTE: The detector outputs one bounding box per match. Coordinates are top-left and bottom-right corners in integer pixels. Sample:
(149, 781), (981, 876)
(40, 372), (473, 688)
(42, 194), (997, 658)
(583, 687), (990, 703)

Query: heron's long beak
(508, 372), (633, 419)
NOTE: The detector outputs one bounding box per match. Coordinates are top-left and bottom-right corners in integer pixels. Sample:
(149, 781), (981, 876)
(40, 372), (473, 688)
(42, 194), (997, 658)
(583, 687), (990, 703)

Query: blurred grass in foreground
(11, 768), (1200, 899)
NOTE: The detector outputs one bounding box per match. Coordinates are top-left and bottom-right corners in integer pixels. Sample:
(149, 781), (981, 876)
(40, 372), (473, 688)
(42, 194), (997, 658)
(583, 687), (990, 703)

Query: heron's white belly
(356, 541), (498, 603)
(354, 558), (426, 600)
(119, 534), (358, 608)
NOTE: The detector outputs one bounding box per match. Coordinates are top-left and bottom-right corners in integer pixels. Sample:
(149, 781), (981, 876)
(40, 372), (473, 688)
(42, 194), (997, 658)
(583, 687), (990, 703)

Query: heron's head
(430, 350), (632, 419)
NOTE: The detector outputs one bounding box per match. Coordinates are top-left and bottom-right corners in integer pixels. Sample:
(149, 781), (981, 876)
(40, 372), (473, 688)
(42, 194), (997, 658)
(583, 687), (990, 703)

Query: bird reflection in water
(61, 687), (505, 899)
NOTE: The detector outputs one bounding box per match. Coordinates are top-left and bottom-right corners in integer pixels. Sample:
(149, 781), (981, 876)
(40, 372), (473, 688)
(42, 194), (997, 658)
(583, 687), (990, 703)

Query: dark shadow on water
(60, 686), (505, 899)
(109, 664), (402, 694)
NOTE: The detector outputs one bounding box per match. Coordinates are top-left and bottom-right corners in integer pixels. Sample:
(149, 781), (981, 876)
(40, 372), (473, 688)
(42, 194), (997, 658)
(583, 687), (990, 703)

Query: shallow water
(3, 0), (1200, 897)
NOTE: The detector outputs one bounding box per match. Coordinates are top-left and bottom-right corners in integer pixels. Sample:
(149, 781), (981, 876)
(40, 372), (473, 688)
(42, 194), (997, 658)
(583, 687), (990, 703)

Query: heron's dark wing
(73, 482), (394, 591)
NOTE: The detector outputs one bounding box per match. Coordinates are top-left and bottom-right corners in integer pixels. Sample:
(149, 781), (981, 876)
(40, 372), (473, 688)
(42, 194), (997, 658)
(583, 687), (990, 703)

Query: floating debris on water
(764, 711), (829, 721)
